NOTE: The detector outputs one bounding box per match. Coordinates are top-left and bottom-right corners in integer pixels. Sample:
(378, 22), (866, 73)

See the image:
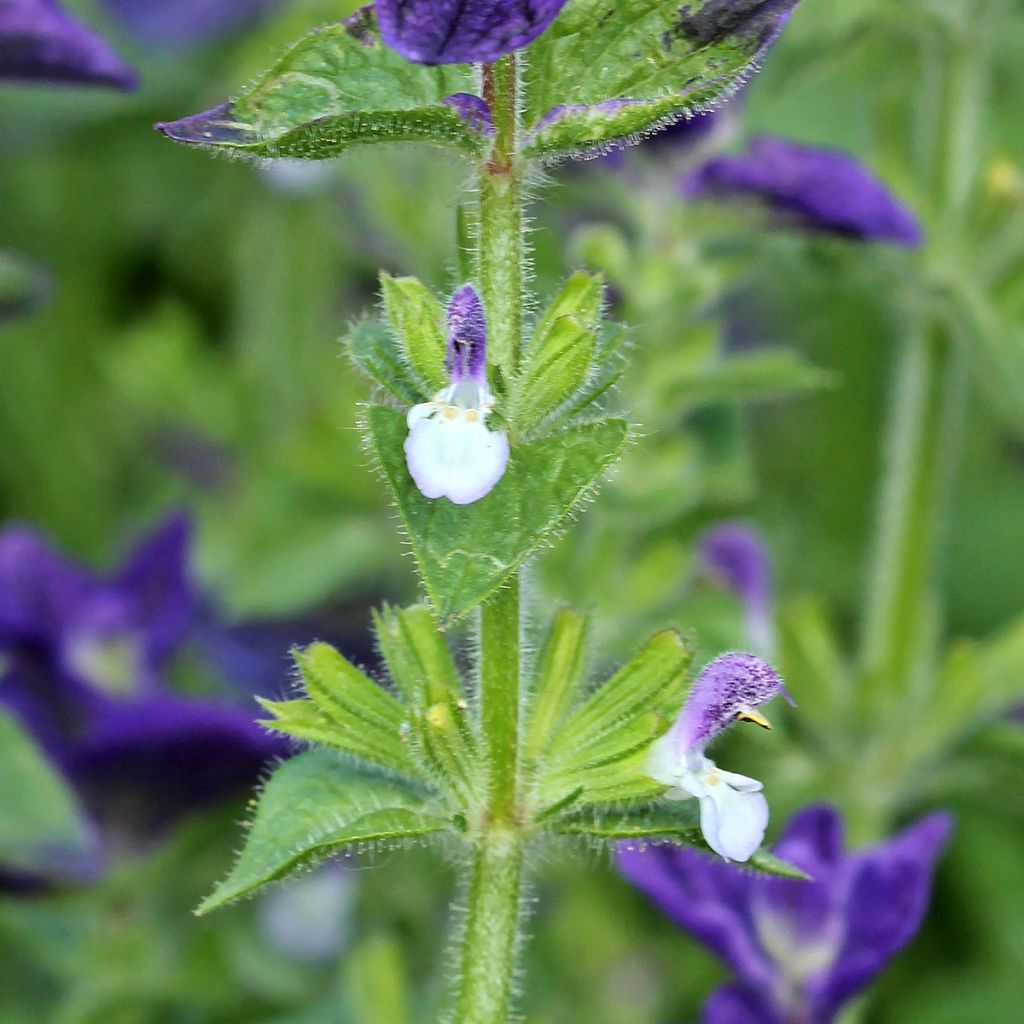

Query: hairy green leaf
(380, 273), (448, 394)
(198, 751), (449, 913)
(513, 316), (596, 430)
(157, 9), (486, 160)
(259, 643), (418, 777)
(549, 802), (810, 879)
(539, 631), (694, 806)
(366, 405), (630, 624)
(523, 0), (799, 159)
(524, 608), (591, 764)
(347, 318), (428, 405)
(373, 603), (464, 704)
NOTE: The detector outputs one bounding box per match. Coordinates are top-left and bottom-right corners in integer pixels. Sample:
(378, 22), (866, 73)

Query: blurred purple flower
(0, 0), (136, 89)
(619, 805), (952, 1024)
(699, 523), (775, 656)
(101, 0), (278, 52)
(376, 0), (569, 65)
(685, 136), (924, 246)
(0, 514), (282, 843)
(649, 653), (791, 862)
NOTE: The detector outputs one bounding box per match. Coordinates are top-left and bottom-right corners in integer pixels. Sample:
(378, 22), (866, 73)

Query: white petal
(407, 402), (437, 429)
(698, 781), (768, 862)
(404, 413), (509, 505)
(715, 767), (764, 793)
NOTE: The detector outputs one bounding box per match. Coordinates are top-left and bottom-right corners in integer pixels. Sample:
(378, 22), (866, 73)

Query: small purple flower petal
(668, 652), (790, 755)
(446, 283), (488, 385)
(0, 0), (137, 89)
(376, 0), (569, 65)
(443, 92), (494, 134)
(685, 136), (924, 246)
(101, 0), (276, 52)
(699, 523), (774, 654)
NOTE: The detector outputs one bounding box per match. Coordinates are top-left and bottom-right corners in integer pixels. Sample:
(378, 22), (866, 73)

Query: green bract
(522, 0), (800, 159)
(202, 606), (803, 913)
(366, 405), (629, 625)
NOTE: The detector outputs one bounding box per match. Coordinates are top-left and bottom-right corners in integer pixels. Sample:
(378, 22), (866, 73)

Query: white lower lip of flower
(648, 738), (768, 862)
(404, 397), (509, 506)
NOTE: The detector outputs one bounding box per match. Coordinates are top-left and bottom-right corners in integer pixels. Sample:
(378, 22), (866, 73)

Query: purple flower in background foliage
(619, 805), (952, 1024)
(405, 284), (509, 505)
(376, 0), (569, 65)
(0, 0), (136, 89)
(699, 523), (775, 656)
(101, 0), (278, 52)
(648, 653), (792, 861)
(0, 515), (281, 842)
(685, 137), (924, 246)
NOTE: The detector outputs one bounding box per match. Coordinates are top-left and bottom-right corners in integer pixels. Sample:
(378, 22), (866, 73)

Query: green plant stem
(451, 55), (527, 1024)
(477, 55), (524, 379)
(858, 15), (987, 714)
(453, 828), (526, 1024)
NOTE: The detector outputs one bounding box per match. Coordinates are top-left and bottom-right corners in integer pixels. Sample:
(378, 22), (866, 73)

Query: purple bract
(376, 0), (569, 65)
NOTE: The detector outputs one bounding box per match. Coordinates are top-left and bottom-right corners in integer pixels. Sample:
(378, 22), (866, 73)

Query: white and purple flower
(619, 805), (952, 1024)
(404, 284), (509, 506)
(649, 652), (792, 862)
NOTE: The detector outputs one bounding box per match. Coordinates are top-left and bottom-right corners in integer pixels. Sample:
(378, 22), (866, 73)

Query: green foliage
(522, 0), (798, 158)
(535, 630), (694, 808)
(380, 273), (448, 394)
(198, 751), (451, 914)
(347, 318), (428, 405)
(510, 274), (608, 431)
(365, 405), (630, 624)
(0, 712), (96, 878)
(158, 8), (484, 160)
(524, 608), (591, 763)
(262, 641), (418, 776)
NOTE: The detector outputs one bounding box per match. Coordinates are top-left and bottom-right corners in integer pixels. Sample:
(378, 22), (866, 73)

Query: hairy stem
(450, 55), (528, 1024)
(477, 55), (524, 379)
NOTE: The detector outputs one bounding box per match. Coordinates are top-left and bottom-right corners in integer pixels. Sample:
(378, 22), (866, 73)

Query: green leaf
(547, 801), (809, 878)
(371, 604), (477, 803)
(346, 318), (428, 405)
(539, 631), (694, 806)
(366, 405), (630, 624)
(0, 711), (98, 878)
(513, 316), (596, 430)
(260, 643), (418, 777)
(524, 608), (591, 764)
(372, 603), (464, 704)
(523, 0), (799, 159)
(380, 273), (448, 393)
(533, 272), (605, 339)
(157, 9), (485, 160)
(198, 751), (450, 913)
(346, 934), (412, 1024)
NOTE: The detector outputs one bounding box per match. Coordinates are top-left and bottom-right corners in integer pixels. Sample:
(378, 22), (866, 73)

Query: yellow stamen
(443, 406), (458, 420)
(736, 708), (772, 730)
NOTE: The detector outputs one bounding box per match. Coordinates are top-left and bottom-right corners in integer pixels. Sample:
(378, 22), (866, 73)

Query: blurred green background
(2, 0), (1023, 1021)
